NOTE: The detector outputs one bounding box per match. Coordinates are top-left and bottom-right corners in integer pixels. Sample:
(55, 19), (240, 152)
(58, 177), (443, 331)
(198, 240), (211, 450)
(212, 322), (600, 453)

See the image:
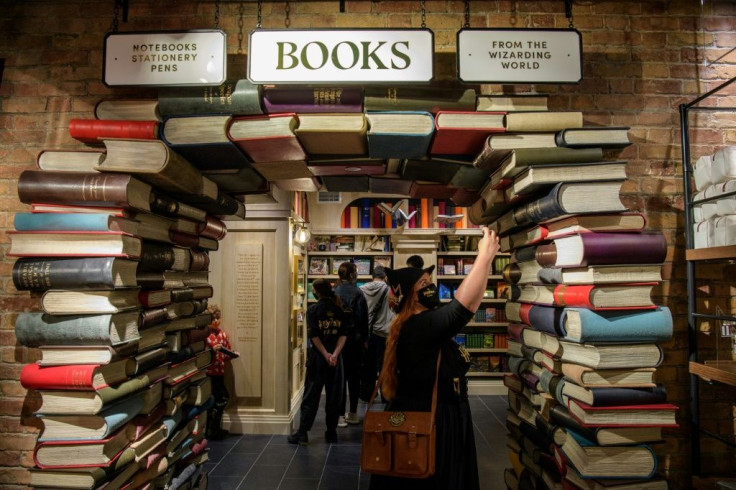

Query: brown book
(97, 139), (209, 199)
(95, 99), (162, 121)
(560, 363), (657, 388)
(251, 160), (314, 180)
(41, 289), (142, 315)
(17, 171), (153, 212)
(504, 111), (583, 132)
(476, 94), (548, 112)
(294, 113), (367, 155)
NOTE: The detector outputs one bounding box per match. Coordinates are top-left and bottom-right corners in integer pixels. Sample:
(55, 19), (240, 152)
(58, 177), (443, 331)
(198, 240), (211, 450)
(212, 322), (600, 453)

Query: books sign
(457, 28), (582, 84)
(103, 30), (227, 86)
(248, 29), (434, 84)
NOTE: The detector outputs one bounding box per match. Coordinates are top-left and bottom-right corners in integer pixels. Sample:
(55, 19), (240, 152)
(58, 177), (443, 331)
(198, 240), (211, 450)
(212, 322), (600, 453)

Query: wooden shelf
(465, 322), (508, 327)
(466, 371), (510, 378)
(308, 251), (392, 256)
(690, 360), (736, 387)
(686, 245), (736, 261)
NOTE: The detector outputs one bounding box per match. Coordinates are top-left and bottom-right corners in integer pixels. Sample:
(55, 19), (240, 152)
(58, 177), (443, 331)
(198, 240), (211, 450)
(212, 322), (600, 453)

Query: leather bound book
(262, 85), (363, 114)
(535, 232), (667, 268)
(158, 79), (263, 117)
(69, 119), (158, 144)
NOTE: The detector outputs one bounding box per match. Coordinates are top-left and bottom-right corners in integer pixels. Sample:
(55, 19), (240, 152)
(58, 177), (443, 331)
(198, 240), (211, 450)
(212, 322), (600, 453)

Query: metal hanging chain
(285, 0), (291, 28)
(237, 1), (245, 53)
(464, 0), (470, 28)
(420, 0), (426, 29)
(214, 0), (220, 29)
(565, 0), (575, 29)
(257, 0), (262, 28)
(111, 0), (119, 32)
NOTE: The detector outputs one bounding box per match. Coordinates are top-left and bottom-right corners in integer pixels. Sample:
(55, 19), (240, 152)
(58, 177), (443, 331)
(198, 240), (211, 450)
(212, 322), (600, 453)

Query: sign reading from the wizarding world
(103, 30), (227, 86)
(248, 29), (434, 84)
(457, 28), (582, 84)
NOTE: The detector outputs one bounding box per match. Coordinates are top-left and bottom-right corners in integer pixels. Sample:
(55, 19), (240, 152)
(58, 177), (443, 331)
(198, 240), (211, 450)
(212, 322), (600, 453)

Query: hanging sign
(103, 30), (227, 86)
(457, 28), (582, 84)
(248, 29), (434, 84)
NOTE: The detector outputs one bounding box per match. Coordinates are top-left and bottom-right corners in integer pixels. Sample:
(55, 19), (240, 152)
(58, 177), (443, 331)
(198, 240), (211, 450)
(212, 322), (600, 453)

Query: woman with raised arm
(368, 227), (500, 490)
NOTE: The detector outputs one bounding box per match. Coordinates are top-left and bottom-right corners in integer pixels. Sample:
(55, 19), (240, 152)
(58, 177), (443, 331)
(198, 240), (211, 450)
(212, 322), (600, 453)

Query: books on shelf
(506, 162), (628, 199)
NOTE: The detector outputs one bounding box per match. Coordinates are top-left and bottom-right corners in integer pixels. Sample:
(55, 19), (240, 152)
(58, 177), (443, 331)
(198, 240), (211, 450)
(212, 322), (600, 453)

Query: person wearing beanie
(368, 227), (500, 490)
(288, 279), (347, 445)
(359, 265), (395, 402)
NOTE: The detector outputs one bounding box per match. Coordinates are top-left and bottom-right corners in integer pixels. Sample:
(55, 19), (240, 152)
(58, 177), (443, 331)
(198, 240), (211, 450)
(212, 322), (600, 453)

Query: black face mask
(417, 283), (440, 309)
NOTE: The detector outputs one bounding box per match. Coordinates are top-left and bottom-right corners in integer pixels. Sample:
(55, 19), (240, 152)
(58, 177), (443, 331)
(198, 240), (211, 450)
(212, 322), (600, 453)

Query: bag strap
(367, 350), (442, 417)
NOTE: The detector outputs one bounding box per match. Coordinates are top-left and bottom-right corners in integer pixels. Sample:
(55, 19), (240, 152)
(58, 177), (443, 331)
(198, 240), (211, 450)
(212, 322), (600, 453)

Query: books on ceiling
(429, 111), (506, 155)
(227, 113), (307, 162)
(504, 111), (584, 132)
(294, 113), (368, 155)
(94, 99), (162, 121)
(366, 111), (435, 159)
(556, 126), (632, 148)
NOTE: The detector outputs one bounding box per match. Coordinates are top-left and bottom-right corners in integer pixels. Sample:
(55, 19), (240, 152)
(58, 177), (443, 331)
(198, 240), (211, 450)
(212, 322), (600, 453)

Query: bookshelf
(290, 244), (308, 400)
(437, 234), (511, 386)
(680, 76), (736, 480)
(305, 229), (510, 394)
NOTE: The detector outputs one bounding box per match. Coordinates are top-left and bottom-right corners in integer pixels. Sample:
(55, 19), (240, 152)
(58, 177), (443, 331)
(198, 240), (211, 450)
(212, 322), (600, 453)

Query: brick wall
(1, 1), (735, 487)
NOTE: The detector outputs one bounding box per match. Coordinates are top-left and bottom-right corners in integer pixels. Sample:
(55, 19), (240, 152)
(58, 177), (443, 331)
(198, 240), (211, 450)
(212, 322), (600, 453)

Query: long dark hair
(380, 290), (420, 401)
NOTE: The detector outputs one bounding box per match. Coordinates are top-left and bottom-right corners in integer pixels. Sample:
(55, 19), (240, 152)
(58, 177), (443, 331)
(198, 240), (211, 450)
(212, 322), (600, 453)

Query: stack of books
(477, 117), (676, 488)
(11, 123), (234, 488)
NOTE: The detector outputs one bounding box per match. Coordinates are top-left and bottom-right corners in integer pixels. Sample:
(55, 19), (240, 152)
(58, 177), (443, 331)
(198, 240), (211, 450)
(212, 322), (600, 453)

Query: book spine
(553, 285), (595, 308)
(361, 199), (371, 228)
(15, 313), (121, 347)
(158, 79), (263, 117)
(69, 119), (158, 143)
(262, 86), (363, 113)
(12, 257), (119, 291)
(522, 304), (563, 336)
(420, 199), (429, 228)
(14, 213), (115, 232)
(138, 243), (177, 272)
(520, 185), (567, 224)
(20, 363), (98, 390)
(578, 233), (668, 266)
(561, 306), (673, 342)
(17, 171), (149, 210)
(587, 385), (668, 407)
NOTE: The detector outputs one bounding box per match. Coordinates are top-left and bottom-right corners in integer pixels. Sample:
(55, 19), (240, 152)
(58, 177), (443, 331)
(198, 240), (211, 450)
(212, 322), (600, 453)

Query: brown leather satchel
(360, 353), (441, 479)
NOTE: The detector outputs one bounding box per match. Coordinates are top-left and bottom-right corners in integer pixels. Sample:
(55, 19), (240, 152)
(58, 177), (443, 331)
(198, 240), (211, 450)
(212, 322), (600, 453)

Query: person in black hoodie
(288, 279), (347, 445)
(334, 261), (369, 426)
(359, 266), (395, 402)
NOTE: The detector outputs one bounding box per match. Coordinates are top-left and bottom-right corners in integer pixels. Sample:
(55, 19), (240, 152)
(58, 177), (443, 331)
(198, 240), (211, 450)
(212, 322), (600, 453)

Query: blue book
(559, 306), (673, 343)
(37, 392), (144, 441)
(13, 212), (136, 234)
(361, 198), (371, 228)
(366, 111), (434, 159)
(563, 429), (658, 480)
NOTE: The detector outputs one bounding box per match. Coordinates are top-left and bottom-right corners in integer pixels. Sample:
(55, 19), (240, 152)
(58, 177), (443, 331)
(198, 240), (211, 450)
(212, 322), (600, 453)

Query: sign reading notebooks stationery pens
(248, 29), (434, 84)
(103, 30), (227, 86)
(457, 28), (582, 83)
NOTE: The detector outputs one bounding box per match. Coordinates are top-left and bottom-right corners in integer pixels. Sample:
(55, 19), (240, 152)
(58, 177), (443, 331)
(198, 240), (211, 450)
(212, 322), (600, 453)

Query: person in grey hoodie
(359, 266), (395, 402)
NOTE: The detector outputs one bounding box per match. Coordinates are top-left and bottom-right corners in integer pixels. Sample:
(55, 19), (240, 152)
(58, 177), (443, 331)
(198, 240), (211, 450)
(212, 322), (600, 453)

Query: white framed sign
(457, 28), (582, 84)
(103, 30), (227, 86)
(248, 29), (434, 84)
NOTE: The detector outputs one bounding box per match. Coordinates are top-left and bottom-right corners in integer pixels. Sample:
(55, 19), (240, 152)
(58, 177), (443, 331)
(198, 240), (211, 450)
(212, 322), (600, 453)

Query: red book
(373, 205), (382, 229)
(437, 200), (446, 228)
(567, 398), (679, 427)
(227, 113), (307, 162)
(69, 119), (159, 144)
(408, 203), (416, 228)
(20, 361), (130, 391)
(517, 283), (658, 310)
(33, 426), (131, 469)
(138, 289), (172, 309)
(429, 111), (505, 155)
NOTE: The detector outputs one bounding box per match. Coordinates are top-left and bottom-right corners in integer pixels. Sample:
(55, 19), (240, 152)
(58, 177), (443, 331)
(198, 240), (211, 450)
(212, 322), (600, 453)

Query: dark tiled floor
(205, 395), (508, 489)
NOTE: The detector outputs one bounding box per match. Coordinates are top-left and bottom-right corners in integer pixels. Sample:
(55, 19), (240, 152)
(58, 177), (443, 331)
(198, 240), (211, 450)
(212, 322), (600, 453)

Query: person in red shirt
(206, 304), (238, 440)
